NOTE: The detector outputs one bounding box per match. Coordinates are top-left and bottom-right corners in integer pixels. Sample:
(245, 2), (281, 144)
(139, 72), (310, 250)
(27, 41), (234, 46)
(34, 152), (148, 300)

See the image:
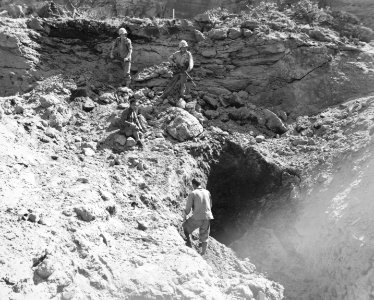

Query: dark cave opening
(207, 142), (285, 245)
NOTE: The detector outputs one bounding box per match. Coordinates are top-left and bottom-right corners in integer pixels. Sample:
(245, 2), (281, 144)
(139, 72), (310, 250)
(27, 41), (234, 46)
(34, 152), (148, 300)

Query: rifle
(184, 71), (197, 88)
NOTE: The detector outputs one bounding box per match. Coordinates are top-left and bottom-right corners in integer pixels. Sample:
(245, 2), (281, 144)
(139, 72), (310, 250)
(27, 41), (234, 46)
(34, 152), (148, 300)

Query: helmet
(179, 40), (188, 48)
(118, 28), (127, 35)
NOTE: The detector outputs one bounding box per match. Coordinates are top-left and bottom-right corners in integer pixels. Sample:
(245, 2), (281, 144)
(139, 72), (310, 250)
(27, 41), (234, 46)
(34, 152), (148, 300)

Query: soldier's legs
(179, 73), (187, 97)
(182, 217), (201, 247)
(199, 220), (210, 255)
(123, 61), (131, 87)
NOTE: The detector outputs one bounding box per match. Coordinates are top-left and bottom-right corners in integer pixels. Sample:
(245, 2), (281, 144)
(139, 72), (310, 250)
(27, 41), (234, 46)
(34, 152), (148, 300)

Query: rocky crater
(1, 2), (374, 300)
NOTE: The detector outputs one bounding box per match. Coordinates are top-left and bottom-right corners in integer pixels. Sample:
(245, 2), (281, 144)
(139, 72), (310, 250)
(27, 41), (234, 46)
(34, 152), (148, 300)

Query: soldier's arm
(124, 39), (132, 61)
(187, 52), (194, 72)
(109, 40), (116, 58)
(184, 193), (193, 216)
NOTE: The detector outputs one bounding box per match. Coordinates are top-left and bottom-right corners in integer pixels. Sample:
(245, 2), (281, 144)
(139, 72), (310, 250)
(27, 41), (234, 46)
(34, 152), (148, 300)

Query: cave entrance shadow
(207, 142), (285, 245)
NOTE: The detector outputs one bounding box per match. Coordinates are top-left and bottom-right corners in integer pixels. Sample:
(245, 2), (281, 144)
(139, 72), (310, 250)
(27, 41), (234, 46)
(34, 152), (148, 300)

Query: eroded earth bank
(1, 3), (374, 300)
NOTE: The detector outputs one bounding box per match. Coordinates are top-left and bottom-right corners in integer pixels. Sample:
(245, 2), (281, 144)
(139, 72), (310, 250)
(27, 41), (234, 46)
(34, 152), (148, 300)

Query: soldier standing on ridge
(183, 178), (213, 256)
(162, 40), (194, 99)
(110, 28), (133, 87)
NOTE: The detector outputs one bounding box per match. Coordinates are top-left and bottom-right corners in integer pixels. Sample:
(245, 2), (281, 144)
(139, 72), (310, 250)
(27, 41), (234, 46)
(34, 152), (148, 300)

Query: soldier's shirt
(113, 37), (132, 59)
(185, 187), (213, 220)
(169, 50), (194, 70)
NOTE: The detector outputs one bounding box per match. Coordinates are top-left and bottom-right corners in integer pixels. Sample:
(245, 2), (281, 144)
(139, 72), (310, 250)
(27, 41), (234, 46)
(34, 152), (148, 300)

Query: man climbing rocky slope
(1, 2), (374, 299)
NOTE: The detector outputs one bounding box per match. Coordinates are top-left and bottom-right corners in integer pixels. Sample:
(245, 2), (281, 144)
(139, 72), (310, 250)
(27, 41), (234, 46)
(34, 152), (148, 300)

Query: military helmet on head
(179, 40), (188, 48)
(118, 28), (127, 35)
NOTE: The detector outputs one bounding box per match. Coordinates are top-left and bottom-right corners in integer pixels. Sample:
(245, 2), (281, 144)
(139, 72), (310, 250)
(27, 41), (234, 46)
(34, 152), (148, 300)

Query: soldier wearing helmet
(109, 27), (133, 87)
(163, 40), (194, 99)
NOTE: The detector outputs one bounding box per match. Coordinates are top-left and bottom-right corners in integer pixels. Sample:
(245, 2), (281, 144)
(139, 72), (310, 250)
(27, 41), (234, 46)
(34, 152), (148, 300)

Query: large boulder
(161, 107), (203, 141)
(208, 28), (228, 40)
(263, 109), (288, 134)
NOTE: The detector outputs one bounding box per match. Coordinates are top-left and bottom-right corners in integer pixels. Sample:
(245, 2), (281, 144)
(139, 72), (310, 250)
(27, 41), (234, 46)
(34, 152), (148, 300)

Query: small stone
(45, 127), (59, 138)
(82, 141), (97, 150)
(106, 204), (117, 216)
(126, 137), (136, 147)
(255, 135), (265, 143)
(137, 220), (148, 231)
(82, 98), (95, 112)
(14, 105), (24, 114)
(228, 28), (242, 39)
(257, 291), (268, 300)
(317, 174), (329, 183)
(40, 94), (60, 108)
(176, 98), (186, 109)
(243, 29), (253, 38)
(99, 93), (116, 104)
(61, 290), (75, 300)
(203, 95), (219, 108)
(100, 190), (112, 201)
(28, 213), (37, 223)
(27, 18), (44, 31)
(38, 217), (47, 225)
(74, 206), (95, 222)
(82, 148), (95, 156)
(35, 258), (55, 279)
(137, 162), (146, 171)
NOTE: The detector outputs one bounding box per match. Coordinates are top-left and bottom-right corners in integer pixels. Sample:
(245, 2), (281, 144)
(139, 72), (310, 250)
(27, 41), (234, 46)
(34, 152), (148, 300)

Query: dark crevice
(207, 141), (295, 245)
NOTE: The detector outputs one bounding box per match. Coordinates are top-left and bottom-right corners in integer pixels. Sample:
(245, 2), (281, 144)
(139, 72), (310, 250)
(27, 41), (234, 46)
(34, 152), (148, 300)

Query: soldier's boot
(201, 242), (208, 255)
(184, 229), (192, 247)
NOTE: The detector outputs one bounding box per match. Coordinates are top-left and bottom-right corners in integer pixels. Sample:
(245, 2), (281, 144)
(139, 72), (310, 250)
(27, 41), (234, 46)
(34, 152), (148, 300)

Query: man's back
(188, 187), (213, 220)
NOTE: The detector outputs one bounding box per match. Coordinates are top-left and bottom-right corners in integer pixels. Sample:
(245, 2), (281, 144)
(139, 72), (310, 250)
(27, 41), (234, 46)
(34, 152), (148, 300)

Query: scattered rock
(194, 29), (206, 42)
(241, 19), (260, 30)
(82, 141), (97, 150)
(256, 135), (265, 143)
(115, 134), (127, 146)
(74, 206), (96, 222)
(106, 203), (117, 216)
(27, 18), (45, 31)
(28, 213), (37, 223)
(208, 28), (228, 40)
(291, 137), (308, 146)
(35, 258), (55, 280)
(61, 290), (75, 300)
(45, 127), (59, 138)
(100, 190), (112, 201)
(176, 98), (186, 109)
(40, 94), (60, 108)
(243, 29), (253, 37)
(82, 98), (95, 112)
(126, 137), (137, 147)
(137, 220), (148, 231)
(185, 101), (197, 112)
(203, 94), (219, 108)
(82, 148), (95, 156)
(99, 93), (116, 104)
(263, 109), (288, 134)
(228, 28), (242, 39)
(201, 48), (217, 58)
(205, 110), (220, 119)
